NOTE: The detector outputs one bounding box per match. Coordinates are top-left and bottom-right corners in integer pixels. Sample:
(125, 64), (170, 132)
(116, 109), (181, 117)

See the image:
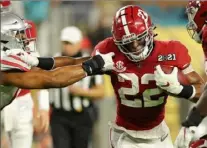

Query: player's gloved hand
(154, 65), (183, 94)
(82, 52), (115, 76)
(96, 51), (115, 71)
(5, 48), (39, 67)
(174, 126), (197, 148)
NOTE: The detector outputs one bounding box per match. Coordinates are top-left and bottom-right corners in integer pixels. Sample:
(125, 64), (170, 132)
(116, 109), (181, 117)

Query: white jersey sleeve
(1, 49), (31, 71)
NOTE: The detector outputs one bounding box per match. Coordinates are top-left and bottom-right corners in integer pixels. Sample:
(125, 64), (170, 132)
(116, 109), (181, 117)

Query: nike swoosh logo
(160, 134), (168, 142)
(160, 82), (170, 87)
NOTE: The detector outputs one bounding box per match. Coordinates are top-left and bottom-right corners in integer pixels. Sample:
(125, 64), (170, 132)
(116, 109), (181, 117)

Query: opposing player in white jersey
(2, 18), (50, 148)
(0, 11), (115, 110)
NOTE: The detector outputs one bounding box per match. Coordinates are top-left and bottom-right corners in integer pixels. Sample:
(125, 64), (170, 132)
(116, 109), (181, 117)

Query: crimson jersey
(92, 37), (191, 130)
(202, 26), (207, 60)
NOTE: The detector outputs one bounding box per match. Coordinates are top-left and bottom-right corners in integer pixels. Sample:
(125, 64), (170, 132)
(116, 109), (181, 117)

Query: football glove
(5, 49), (39, 67)
(154, 65), (183, 95)
(174, 126), (197, 148)
(82, 52), (114, 76)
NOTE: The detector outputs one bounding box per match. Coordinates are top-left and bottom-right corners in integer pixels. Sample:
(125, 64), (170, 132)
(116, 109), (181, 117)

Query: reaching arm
(1, 53), (114, 89)
(1, 64), (87, 89)
(53, 56), (90, 68)
(5, 49), (90, 70)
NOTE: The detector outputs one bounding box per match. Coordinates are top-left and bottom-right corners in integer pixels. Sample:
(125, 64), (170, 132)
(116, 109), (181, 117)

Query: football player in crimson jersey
(91, 5), (204, 148)
(175, 1), (207, 148)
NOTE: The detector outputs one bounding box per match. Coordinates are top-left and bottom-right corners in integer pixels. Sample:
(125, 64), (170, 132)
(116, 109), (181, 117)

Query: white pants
(109, 121), (174, 148)
(3, 93), (34, 148)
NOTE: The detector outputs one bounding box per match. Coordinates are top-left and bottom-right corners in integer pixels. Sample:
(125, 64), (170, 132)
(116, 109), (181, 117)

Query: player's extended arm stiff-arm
(53, 56), (90, 68)
(1, 53), (115, 89)
(1, 64), (86, 89)
(5, 49), (90, 70)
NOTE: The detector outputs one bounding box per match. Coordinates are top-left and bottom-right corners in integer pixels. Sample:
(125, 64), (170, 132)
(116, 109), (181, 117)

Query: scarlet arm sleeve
(91, 39), (110, 56)
(172, 41), (191, 70)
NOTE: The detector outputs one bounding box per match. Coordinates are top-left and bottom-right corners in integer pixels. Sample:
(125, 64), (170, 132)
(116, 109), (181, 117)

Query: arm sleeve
(1, 51), (31, 71)
(173, 41), (191, 70)
(91, 39), (110, 56)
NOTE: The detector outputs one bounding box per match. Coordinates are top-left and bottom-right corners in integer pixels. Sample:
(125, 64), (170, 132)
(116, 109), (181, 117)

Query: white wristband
(37, 90), (50, 111)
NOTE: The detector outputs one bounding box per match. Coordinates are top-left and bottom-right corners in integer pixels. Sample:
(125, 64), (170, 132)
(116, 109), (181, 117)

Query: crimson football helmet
(0, 0), (11, 12)
(186, 0), (207, 43)
(112, 5), (156, 62)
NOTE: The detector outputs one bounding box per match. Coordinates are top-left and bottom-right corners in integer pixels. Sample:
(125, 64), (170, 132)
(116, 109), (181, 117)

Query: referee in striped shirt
(49, 26), (104, 148)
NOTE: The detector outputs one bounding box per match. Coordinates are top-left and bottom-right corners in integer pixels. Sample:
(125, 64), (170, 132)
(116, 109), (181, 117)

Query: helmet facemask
(114, 25), (155, 62)
(1, 12), (36, 52)
(186, 4), (206, 43)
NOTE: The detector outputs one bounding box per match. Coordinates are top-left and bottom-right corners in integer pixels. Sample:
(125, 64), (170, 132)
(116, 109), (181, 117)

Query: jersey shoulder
(92, 37), (118, 55)
(155, 40), (188, 53)
(154, 40), (191, 69)
(1, 50), (31, 71)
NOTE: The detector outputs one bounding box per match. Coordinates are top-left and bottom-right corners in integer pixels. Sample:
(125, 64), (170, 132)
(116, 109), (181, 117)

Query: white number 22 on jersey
(118, 73), (165, 108)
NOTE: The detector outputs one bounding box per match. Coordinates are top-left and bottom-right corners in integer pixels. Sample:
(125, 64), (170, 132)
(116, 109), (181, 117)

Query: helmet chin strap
(129, 45), (149, 62)
(128, 35), (153, 62)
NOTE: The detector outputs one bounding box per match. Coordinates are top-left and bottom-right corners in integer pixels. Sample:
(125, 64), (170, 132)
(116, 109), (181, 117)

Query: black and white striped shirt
(49, 52), (103, 112)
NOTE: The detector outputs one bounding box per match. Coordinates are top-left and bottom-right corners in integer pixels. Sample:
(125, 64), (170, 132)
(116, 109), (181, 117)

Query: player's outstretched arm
(5, 49), (90, 70)
(1, 53), (114, 89)
(53, 56), (90, 68)
(1, 64), (86, 89)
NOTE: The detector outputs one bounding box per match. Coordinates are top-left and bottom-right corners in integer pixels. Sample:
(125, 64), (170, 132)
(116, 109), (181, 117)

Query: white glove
(96, 51), (115, 71)
(154, 65), (183, 94)
(174, 126), (197, 148)
(5, 49), (39, 67)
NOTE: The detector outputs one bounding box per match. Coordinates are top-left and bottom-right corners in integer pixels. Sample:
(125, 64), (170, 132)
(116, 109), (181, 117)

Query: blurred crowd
(11, 1), (189, 56)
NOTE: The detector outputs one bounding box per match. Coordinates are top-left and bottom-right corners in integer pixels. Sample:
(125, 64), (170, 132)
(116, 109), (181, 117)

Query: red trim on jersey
(190, 139), (206, 148)
(1, 60), (29, 71)
(8, 55), (25, 64)
(13, 88), (20, 98)
(16, 89), (30, 98)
